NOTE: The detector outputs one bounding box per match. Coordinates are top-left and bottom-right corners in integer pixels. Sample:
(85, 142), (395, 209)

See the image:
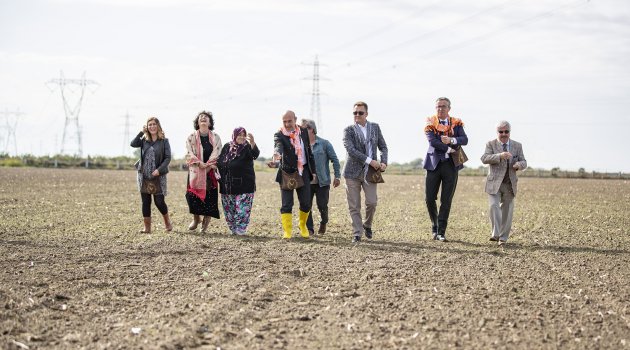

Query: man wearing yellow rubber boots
(267, 110), (316, 239)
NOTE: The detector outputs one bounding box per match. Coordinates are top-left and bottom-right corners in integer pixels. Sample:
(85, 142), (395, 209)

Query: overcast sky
(1, 0), (629, 172)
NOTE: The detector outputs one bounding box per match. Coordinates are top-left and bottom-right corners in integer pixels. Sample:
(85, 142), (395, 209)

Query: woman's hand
(152, 169), (160, 177)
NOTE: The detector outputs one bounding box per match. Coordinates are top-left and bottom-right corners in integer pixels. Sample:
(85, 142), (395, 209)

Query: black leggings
(141, 193), (168, 217)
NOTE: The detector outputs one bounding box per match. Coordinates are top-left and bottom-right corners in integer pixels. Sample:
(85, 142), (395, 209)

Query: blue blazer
(422, 119), (468, 171)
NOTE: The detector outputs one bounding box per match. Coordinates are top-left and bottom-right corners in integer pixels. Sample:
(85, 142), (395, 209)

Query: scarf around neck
(187, 129), (219, 201)
(424, 115), (464, 136)
(280, 126), (304, 175)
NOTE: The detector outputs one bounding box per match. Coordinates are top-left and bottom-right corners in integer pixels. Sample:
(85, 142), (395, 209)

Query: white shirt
(438, 118), (457, 157)
(357, 122), (373, 165)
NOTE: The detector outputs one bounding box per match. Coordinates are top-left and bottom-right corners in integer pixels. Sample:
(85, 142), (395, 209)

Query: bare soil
(1, 168), (629, 349)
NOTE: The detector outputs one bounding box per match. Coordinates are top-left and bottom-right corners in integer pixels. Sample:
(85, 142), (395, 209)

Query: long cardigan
(217, 143), (260, 195)
(130, 131), (171, 175)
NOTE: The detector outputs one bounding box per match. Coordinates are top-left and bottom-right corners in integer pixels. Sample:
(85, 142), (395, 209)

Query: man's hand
(379, 163), (387, 172)
(333, 178), (340, 188)
(500, 152), (513, 160)
(441, 135), (452, 144)
(370, 159), (380, 170)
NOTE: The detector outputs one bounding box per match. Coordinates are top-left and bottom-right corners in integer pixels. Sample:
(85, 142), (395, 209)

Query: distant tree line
(0, 154), (628, 179)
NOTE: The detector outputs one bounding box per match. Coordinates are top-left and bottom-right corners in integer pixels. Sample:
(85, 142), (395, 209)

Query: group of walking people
(131, 97), (527, 246)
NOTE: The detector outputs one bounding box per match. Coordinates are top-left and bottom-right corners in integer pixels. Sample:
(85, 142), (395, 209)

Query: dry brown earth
(1, 168), (629, 349)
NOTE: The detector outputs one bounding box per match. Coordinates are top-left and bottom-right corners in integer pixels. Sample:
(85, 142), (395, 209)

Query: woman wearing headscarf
(131, 117), (172, 233)
(217, 127), (260, 235)
(185, 111), (222, 233)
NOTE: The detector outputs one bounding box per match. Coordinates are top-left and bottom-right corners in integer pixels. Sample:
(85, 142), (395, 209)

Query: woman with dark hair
(185, 111), (222, 233)
(131, 117), (172, 233)
(217, 127), (259, 235)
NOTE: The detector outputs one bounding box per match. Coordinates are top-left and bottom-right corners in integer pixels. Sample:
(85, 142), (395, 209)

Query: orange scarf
(280, 126), (304, 175)
(424, 115), (464, 136)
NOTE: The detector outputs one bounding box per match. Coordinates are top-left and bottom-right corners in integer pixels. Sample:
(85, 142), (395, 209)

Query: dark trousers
(425, 159), (458, 235)
(141, 193), (168, 217)
(280, 168), (312, 214)
(306, 184), (330, 231)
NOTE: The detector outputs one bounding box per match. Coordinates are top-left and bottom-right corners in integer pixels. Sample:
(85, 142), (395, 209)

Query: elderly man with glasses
(480, 120), (527, 246)
(342, 101), (388, 243)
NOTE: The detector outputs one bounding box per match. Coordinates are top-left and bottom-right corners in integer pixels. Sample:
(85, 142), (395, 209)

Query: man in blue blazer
(422, 97), (468, 241)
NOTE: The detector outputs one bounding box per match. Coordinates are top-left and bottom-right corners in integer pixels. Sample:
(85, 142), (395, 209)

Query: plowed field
(1, 168), (629, 349)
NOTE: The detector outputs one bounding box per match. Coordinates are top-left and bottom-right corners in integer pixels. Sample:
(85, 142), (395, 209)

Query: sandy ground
(1, 168), (629, 349)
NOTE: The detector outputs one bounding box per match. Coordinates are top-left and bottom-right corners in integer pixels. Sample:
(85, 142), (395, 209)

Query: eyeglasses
(353, 111), (365, 116)
(436, 105), (449, 109)
(498, 130), (510, 134)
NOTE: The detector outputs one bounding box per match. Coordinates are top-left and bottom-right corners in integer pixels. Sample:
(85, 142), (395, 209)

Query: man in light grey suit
(342, 101), (388, 243)
(481, 120), (527, 246)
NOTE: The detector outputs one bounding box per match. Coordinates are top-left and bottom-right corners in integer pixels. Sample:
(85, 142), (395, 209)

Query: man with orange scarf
(422, 97), (468, 242)
(268, 110), (316, 239)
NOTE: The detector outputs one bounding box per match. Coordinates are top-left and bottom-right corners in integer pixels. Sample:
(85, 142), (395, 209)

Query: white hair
(496, 120), (511, 130)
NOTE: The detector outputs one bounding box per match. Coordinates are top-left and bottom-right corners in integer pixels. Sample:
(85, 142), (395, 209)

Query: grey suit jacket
(480, 139), (527, 195)
(342, 121), (388, 179)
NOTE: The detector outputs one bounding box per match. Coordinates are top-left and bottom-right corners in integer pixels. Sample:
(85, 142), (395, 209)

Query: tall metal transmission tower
(46, 71), (99, 156)
(303, 56), (327, 131)
(122, 111), (131, 156)
(0, 108), (24, 156)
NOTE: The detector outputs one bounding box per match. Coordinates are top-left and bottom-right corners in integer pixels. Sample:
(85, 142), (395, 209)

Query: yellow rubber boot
(298, 210), (310, 238)
(281, 213), (293, 239)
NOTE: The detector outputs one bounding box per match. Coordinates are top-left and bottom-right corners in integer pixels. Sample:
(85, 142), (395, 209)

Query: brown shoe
(201, 216), (211, 233)
(489, 236), (499, 242)
(163, 214), (173, 232)
(318, 223), (327, 235)
(140, 217), (151, 233)
(188, 215), (201, 230)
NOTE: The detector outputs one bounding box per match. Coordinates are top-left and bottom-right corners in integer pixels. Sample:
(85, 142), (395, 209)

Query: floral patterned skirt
(221, 193), (254, 235)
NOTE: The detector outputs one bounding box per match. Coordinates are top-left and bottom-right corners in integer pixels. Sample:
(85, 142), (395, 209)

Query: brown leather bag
(451, 147), (468, 167)
(366, 167), (384, 183)
(141, 177), (162, 194)
(281, 170), (304, 190)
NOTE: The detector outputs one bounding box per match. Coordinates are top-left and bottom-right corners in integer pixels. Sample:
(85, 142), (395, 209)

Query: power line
(322, 2), (442, 55)
(46, 71), (99, 156)
(328, 0), (521, 73)
(336, 0), (589, 79)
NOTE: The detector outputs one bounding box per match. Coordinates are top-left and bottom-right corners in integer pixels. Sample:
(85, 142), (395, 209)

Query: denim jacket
(311, 136), (341, 187)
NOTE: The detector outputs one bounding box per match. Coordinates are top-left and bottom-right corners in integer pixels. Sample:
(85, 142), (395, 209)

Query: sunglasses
(498, 130), (510, 134)
(353, 111), (365, 116)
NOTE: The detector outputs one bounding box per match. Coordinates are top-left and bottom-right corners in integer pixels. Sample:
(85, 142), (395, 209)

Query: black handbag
(281, 170), (304, 190)
(367, 166), (384, 183)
